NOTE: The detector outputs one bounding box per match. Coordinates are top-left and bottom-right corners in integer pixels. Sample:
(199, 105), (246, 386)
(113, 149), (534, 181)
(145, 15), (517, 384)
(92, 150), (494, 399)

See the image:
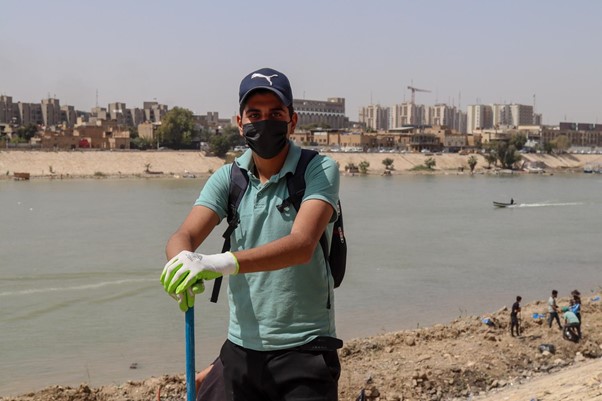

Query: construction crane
(407, 86), (431, 104)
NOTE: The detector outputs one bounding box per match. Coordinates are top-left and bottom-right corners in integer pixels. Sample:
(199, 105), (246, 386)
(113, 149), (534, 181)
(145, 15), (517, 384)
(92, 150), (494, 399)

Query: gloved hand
(161, 250), (239, 295)
(171, 282), (205, 312)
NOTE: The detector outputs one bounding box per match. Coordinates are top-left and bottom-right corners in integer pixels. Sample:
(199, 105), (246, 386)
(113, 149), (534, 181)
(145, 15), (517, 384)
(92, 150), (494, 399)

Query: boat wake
(516, 202), (584, 208)
(0, 278), (156, 297)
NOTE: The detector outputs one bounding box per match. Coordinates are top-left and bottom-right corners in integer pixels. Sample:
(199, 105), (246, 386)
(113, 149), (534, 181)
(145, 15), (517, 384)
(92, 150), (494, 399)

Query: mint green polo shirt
(195, 141), (340, 351)
(563, 311), (579, 325)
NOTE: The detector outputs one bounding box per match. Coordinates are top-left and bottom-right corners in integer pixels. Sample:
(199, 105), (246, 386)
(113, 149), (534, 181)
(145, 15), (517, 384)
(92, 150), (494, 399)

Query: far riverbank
(1, 149), (600, 180)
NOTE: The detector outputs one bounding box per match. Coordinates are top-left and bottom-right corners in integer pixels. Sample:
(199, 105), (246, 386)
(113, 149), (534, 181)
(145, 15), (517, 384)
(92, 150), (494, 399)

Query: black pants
(510, 315), (520, 336)
(220, 339), (340, 401)
(548, 311), (562, 329)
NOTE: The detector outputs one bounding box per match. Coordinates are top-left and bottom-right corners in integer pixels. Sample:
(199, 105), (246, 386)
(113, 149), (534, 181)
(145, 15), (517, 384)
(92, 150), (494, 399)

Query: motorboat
(493, 200), (515, 208)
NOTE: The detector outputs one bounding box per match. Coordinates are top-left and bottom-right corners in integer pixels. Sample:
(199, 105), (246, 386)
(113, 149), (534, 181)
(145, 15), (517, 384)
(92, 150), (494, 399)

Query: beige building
(40, 123), (130, 150)
(293, 97), (348, 129)
(390, 102), (426, 128)
(359, 104), (389, 131)
(466, 104), (493, 134)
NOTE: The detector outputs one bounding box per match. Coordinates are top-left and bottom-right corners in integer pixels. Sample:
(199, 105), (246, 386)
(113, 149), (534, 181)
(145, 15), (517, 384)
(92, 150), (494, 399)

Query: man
(547, 289), (562, 330)
(510, 295), (522, 337)
(161, 67), (341, 401)
(562, 306), (581, 342)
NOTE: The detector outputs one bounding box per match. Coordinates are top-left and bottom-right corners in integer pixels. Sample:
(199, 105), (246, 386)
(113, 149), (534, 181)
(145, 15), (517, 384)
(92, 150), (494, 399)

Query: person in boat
(510, 198), (514, 205)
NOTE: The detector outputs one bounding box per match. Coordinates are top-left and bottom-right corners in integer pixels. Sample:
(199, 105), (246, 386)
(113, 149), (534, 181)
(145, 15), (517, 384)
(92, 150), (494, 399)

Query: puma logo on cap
(251, 73), (278, 86)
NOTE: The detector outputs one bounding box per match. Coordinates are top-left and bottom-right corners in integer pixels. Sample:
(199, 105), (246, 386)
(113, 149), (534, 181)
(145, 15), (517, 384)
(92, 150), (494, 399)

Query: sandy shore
(1, 150), (601, 179)
(1, 293), (600, 401)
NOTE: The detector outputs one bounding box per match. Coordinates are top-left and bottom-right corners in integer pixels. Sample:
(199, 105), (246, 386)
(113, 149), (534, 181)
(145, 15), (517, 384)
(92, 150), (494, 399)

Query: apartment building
(390, 102), (427, 128)
(143, 101), (168, 123)
(469, 103), (536, 133)
(358, 104), (389, 131)
(41, 98), (62, 127)
(17, 102), (43, 126)
(466, 104), (493, 134)
(108, 102), (131, 126)
(60, 105), (77, 128)
(0, 95), (17, 123)
(293, 97), (349, 129)
(426, 104), (467, 133)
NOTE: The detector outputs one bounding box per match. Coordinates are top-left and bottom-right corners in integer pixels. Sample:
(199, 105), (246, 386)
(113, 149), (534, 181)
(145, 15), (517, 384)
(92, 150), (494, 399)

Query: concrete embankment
(1, 150), (600, 179)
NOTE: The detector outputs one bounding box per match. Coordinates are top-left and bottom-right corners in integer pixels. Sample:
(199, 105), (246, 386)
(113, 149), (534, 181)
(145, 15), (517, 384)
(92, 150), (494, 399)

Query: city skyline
(1, 1), (601, 125)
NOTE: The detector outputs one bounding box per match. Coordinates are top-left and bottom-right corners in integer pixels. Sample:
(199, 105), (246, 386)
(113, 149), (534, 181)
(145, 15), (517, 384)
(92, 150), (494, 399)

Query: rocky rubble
(1, 294), (601, 401)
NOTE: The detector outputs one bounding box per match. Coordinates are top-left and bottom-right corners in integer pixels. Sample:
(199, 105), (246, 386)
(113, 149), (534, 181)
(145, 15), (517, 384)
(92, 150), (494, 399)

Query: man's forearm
(166, 232), (197, 260)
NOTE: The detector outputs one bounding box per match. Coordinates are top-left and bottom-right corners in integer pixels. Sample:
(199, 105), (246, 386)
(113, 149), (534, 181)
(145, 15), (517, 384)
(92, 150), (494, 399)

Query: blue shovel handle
(185, 307), (196, 401)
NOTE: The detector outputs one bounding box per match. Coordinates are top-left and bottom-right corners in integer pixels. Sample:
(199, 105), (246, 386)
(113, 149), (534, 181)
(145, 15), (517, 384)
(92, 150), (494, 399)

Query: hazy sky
(1, 1), (601, 124)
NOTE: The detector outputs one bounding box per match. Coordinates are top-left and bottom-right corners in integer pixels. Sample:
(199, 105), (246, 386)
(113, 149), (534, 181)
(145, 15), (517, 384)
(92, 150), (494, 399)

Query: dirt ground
(2, 293), (601, 401)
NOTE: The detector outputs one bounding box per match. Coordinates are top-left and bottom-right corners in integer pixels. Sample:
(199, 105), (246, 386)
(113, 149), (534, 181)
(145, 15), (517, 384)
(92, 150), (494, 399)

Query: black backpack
(210, 149), (347, 308)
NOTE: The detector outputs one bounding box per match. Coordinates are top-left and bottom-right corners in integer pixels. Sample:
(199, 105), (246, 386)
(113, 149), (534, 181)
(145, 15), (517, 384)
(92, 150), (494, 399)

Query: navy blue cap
(239, 67), (293, 108)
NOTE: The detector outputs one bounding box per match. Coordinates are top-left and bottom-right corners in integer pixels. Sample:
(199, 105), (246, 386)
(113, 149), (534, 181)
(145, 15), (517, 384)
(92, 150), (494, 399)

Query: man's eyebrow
(244, 106), (286, 114)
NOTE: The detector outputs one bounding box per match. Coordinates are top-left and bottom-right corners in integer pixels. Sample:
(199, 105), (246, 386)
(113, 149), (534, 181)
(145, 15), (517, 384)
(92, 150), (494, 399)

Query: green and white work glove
(160, 250), (239, 312)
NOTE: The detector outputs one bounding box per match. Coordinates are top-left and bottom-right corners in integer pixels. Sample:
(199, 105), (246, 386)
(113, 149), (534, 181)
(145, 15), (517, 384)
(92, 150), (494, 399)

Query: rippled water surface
(1, 174), (601, 395)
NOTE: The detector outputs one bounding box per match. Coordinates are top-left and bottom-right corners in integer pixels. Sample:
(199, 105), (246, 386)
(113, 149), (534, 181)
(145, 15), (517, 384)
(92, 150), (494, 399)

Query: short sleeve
(194, 164), (232, 221)
(302, 154), (340, 221)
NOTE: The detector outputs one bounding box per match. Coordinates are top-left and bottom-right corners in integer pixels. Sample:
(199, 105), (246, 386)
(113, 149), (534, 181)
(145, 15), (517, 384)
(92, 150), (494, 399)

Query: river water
(1, 173), (601, 395)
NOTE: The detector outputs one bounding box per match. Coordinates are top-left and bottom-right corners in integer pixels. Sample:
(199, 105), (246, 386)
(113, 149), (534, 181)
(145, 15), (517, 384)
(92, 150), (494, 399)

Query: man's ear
(290, 112), (298, 132)
(237, 115), (244, 137)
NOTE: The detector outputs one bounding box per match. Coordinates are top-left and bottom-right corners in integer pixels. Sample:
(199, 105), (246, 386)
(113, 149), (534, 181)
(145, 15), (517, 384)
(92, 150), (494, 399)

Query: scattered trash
(532, 313), (546, 319)
(592, 296), (601, 302)
(538, 344), (556, 354)
(481, 317), (495, 327)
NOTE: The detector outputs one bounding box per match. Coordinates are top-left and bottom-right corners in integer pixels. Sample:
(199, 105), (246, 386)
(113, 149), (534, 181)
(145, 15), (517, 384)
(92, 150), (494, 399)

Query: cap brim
(239, 86), (289, 107)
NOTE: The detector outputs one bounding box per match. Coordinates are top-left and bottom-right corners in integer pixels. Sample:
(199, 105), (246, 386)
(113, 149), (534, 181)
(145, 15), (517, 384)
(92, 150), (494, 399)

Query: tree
(467, 155), (478, 173)
(509, 133), (527, 151)
(157, 107), (195, 149)
(496, 141), (522, 169)
(210, 135), (233, 157)
(424, 157), (436, 170)
(382, 157), (394, 170)
(16, 124), (38, 141)
(358, 161), (370, 174)
(551, 135), (570, 154)
(483, 149), (497, 168)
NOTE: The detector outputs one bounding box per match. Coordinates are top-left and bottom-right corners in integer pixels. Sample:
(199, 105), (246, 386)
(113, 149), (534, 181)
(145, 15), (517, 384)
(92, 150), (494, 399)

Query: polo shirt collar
(234, 140), (301, 181)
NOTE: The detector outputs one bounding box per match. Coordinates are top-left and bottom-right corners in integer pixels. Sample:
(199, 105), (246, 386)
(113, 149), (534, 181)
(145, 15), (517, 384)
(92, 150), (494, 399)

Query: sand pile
(2, 294), (601, 401)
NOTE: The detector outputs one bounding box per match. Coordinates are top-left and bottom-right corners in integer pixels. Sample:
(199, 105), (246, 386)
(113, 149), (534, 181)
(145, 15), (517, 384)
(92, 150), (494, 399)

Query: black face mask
(242, 120), (290, 159)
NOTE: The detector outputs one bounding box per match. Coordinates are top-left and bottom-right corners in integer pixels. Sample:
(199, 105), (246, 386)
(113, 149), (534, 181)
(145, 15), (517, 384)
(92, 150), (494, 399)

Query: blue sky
(1, 0), (600, 124)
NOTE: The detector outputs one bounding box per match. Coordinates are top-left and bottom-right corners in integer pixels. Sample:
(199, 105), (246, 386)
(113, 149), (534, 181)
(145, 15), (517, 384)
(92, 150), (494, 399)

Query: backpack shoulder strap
(277, 149), (318, 212)
(210, 162), (249, 303)
(278, 149), (330, 285)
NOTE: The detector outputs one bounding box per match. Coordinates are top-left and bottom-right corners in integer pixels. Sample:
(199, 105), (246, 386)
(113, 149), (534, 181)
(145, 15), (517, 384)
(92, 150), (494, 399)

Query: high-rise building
(359, 104), (389, 131)
(108, 102), (129, 125)
(466, 104), (493, 134)
(143, 101), (168, 123)
(390, 102), (427, 128)
(60, 105), (77, 128)
(509, 104), (534, 127)
(0, 95), (16, 124)
(17, 102), (43, 126)
(41, 98), (61, 127)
